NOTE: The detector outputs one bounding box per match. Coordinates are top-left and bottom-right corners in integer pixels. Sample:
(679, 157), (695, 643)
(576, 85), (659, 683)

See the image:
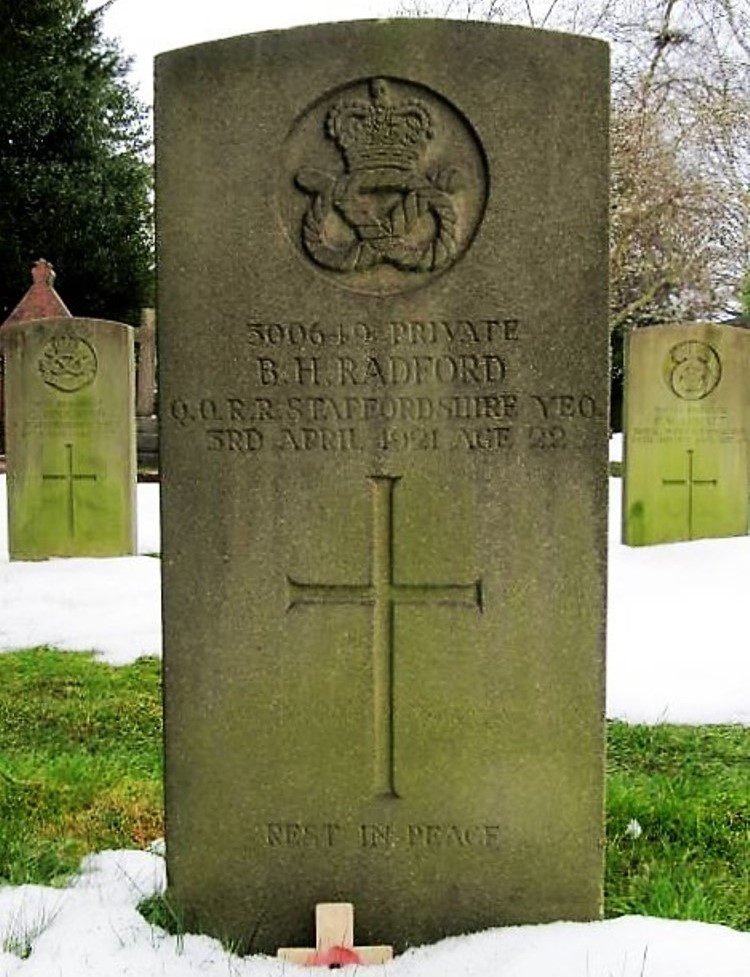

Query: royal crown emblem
(290, 76), (486, 285)
(326, 78), (433, 173)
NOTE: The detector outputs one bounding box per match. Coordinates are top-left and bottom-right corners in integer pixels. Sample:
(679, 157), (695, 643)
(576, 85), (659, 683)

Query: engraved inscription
(266, 822), (342, 847)
(255, 352), (507, 387)
(166, 315), (602, 454)
(406, 823), (501, 848)
(630, 405), (745, 447)
(661, 448), (718, 539)
(528, 426), (566, 449)
(664, 341), (721, 401)
(38, 335), (98, 392)
(287, 476), (483, 799)
(528, 392), (603, 451)
(530, 394), (598, 419)
(283, 79), (488, 294)
(264, 822), (502, 849)
(246, 317), (520, 347)
(360, 823), (396, 848)
(42, 442), (97, 537)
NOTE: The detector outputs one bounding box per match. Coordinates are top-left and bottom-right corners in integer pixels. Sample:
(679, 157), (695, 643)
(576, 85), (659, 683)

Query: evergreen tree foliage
(0, 0), (153, 323)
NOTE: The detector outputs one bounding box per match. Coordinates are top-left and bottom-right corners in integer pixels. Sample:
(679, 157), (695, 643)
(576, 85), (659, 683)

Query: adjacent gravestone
(3, 315), (137, 559)
(136, 308), (159, 472)
(622, 322), (750, 546)
(0, 259), (72, 452)
(136, 307), (157, 417)
(156, 19), (609, 954)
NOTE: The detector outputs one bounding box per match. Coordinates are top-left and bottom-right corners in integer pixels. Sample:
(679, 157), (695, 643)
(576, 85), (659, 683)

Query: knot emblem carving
(38, 334), (98, 393)
(283, 77), (487, 294)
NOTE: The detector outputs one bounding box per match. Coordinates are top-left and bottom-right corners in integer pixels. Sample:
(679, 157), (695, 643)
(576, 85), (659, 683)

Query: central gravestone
(156, 20), (609, 954)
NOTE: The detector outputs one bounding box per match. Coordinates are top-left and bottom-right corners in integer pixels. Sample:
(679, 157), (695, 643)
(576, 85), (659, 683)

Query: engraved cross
(661, 448), (717, 539)
(287, 475), (483, 799)
(42, 442), (97, 538)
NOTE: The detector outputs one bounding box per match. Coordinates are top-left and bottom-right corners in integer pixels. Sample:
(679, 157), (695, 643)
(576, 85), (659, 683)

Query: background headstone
(135, 307), (159, 472)
(3, 316), (137, 559)
(135, 307), (157, 417)
(0, 259), (72, 453)
(622, 322), (750, 545)
(156, 19), (609, 954)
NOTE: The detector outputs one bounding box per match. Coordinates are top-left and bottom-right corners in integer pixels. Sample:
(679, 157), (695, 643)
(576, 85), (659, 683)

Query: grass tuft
(1, 906), (60, 959)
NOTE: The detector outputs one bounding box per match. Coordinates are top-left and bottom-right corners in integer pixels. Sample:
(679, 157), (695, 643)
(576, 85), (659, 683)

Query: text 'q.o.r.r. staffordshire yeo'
(282, 76), (488, 294)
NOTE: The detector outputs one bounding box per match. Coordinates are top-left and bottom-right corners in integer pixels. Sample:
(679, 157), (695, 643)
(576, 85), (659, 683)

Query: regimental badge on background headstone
(38, 333), (98, 392)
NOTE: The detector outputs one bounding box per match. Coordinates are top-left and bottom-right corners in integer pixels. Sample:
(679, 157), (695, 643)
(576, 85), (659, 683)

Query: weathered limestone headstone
(3, 311), (137, 560)
(156, 20), (609, 954)
(623, 322), (750, 545)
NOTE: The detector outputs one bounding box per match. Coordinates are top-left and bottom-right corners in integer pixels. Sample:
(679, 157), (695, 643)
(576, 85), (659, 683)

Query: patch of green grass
(1, 650), (748, 933)
(606, 722), (750, 929)
(0, 648), (163, 886)
(137, 892), (187, 948)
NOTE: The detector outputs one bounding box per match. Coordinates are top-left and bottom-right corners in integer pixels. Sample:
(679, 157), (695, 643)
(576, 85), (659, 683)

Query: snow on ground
(0, 479), (161, 665)
(0, 849), (748, 977)
(1, 446), (748, 975)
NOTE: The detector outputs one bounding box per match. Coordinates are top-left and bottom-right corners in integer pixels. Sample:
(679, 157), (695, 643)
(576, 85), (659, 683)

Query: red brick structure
(3, 259), (72, 325)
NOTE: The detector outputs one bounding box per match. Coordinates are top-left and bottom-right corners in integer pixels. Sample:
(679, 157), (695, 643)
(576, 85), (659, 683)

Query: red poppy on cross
(277, 903), (393, 967)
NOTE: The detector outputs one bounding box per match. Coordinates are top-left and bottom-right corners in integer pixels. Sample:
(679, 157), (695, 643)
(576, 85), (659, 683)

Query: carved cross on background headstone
(42, 442), (97, 538)
(661, 447), (718, 539)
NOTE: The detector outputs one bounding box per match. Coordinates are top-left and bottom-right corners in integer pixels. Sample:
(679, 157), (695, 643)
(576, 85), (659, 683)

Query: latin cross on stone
(661, 448), (717, 539)
(277, 902), (393, 965)
(42, 442), (97, 538)
(287, 475), (483, 799)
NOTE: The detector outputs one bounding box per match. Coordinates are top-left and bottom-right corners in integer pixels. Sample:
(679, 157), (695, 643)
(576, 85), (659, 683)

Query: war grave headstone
(622, 322), (750, 546)
(0, 259), (72, 452)
(156, 19), (609, 954)
(2, 266), (137, 559)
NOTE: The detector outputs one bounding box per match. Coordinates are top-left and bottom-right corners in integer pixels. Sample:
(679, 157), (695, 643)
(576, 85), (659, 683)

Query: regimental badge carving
(38, 334), (98, 392)
(282, 77), (488, 294)
(664, 340), (721, 401)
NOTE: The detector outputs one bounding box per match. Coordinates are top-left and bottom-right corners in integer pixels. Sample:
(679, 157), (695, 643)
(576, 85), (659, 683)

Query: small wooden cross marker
(277, 903), (393, 966)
